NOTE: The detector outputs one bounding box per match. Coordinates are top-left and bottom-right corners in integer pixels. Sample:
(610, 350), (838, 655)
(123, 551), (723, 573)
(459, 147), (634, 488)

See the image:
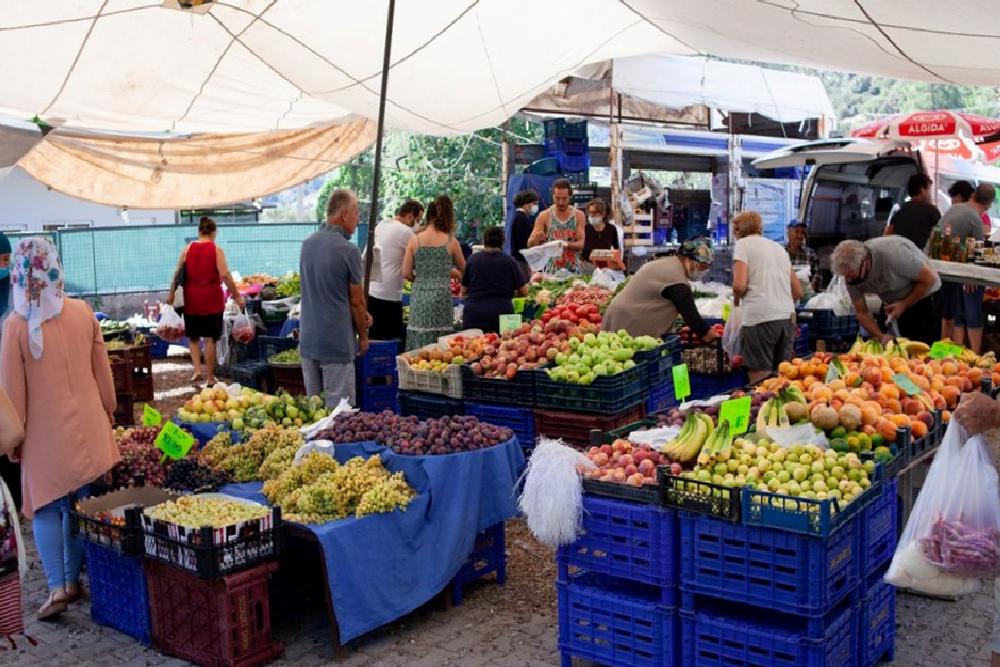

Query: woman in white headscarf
(0, 238), (119, 620)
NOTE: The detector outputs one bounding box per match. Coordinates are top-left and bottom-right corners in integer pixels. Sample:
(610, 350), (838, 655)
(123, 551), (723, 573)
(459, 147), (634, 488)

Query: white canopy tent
(0, 1), (998, 209)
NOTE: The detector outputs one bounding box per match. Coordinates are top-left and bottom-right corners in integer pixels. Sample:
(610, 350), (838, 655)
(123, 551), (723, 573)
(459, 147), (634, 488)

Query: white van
(752, 138), (1000, 279)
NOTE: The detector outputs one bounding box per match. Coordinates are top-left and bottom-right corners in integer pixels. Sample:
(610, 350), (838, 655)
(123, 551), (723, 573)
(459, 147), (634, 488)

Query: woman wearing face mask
(509, 189), (539, 280)
(602, 238), (718, 340)
(581, 198), (623, 274)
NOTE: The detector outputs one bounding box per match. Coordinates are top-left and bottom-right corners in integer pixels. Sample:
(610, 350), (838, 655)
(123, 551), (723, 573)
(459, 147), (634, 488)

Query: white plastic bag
(590, 267), (626, 291)
(155, 304), (185, 342)
(721, 306), (742, 358)
(766, 423), (828, 448)
(884, 420), (1000, 596)
(521, 240), (565, 273)
(805, 275), (852, 317)
(232, 310), (255, 345)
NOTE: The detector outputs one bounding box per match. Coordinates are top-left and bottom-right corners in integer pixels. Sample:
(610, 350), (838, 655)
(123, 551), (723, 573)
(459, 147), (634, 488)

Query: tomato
(565, 312), (579, 323)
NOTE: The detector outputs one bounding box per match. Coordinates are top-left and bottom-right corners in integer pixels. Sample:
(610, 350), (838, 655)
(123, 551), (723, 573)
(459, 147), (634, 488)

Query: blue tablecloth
(278, 317), (299, 338)
(171, 416), (230, 448)
(219, 437), (523, 642)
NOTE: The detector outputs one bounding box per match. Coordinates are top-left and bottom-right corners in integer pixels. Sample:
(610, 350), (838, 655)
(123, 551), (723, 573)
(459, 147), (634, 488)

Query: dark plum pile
(165, 458), (231, 492)
(314, 410), (512, 455)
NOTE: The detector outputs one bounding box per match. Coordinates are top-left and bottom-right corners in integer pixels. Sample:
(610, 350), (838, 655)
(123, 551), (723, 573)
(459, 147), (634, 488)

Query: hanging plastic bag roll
(884, 419), (1000, 596)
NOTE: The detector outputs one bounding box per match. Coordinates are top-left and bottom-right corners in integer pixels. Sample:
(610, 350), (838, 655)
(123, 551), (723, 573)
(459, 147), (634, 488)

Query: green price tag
(892, 373), (923, 397)
(929, 341), (964, 359)
(672, 363), (691, 401)
(142, 404), (162, 427)
(719, 395), (752, 435)
(155, 421), (196, 460)
(825, 358), (845, 384)
(498, 314), (522, 335)
(721, 303), (731, 322)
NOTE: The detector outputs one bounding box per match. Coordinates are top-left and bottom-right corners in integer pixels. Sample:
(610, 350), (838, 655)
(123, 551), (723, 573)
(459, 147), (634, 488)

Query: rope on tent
(41, 0), (110, 116)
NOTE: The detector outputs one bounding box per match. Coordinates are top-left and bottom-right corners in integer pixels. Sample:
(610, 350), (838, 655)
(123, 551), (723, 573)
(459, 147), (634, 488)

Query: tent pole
(363, 0), (396, 298)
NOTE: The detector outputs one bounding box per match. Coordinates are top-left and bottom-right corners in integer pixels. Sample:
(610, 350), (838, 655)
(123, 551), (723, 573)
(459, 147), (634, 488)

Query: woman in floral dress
(402, 196), (465, 351)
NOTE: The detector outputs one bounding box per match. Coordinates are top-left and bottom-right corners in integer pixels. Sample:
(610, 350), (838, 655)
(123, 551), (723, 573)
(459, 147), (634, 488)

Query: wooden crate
(623, 214), (654, 246)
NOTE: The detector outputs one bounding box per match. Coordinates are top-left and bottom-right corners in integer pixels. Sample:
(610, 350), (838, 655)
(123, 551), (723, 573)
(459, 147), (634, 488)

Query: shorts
(941, 282), (985, 328)
(739, 319), (796, 372)
(184, 312), (224, 341)
(302, 357), (356, 408)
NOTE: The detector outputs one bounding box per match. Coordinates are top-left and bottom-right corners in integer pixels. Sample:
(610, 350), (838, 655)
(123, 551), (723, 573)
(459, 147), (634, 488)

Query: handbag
(0, 479), (28, 647)
(172, 261), (186, 315)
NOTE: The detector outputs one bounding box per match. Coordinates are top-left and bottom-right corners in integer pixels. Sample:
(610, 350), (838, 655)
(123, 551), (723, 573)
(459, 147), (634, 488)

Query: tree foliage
(314, 119), (541, 241)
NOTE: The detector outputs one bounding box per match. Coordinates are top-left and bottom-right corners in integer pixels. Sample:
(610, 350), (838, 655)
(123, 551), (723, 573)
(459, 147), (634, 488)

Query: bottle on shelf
(929, 229), (942, 260)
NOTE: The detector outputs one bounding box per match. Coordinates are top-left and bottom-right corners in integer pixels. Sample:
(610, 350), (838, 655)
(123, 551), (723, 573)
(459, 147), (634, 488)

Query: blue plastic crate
(861, 478), (898, 579)
(635, 338), (680, 388)
(795, 323), (810, 357)
(357, 339), (399, 378)
(551, 150), (591, 174)
(647, 379), (678, 415)
(545, 135), (588, 154)
(465, 402), (535, 452)
(398, 390), (464, 420)
(679, 511), (858, 616)
(259, 335), (297, 360)
(358, 384), (398, 413)
(451, 522), (506, 606)
(148, 334), (170, 359)
(796, 308), (859, 344)
(544, 118), (588, 140)
(461, 364), (537, 406)
(680, 601), (856, 667)
(84, 541), (151, 645)
(689, 371), (748, 400)
(741, 479), (878, 538)
(559, 496), (677, 591)
(227, 359), (272, 392)
(559, 573), (679, 667)
(858, 578), (895, 667)
(534, 365), (644, 414)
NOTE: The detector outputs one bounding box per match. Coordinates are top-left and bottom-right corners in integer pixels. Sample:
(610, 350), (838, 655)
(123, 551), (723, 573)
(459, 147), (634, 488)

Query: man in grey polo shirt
(299, 188), (370, 407)
(831, 236), (941, 345)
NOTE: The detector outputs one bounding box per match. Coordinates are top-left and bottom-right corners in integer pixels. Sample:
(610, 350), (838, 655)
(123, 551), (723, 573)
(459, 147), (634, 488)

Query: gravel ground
(1, 356), (994, 666)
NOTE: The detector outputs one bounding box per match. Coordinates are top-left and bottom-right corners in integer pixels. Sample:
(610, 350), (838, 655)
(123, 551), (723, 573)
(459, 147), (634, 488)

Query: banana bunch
(755, 396), (790, 433)
(975, 351), (997, 369)
(663, 412), (714, 463)
(849, 335), (926, 359)
(897, 338), (929, 357)
(696, 421), (734, 467)
(780, 385), (807, 405)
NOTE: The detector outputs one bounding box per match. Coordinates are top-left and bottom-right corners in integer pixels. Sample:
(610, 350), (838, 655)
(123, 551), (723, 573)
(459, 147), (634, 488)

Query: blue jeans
(32, 485), (89, 591)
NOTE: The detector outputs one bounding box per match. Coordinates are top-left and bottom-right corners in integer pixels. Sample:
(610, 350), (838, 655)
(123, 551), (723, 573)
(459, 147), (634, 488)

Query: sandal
(64, 583), (83, 604)
(189, 372), (203, 383)
(37, 590), (68, 620)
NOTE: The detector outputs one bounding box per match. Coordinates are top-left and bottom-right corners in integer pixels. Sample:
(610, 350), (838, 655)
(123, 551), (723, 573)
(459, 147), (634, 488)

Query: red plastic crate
(145, 559), (283, 667)
(534, 404), (646, 448)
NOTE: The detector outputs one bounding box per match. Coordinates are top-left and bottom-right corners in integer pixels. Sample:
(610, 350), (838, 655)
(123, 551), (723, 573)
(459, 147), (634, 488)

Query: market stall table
(929, 260), (1000, 288)
(218, 437), (523, 654)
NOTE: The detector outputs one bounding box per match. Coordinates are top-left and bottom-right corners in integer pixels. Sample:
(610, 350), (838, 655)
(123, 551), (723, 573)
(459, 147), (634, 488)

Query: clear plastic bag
(521, 240), (564, 273)
(155, 304), (185, 342)
(590, 267), (626, 291)
(721, 305), (742, 358)
(232, 310), (255, 344)
(885, 420), (1000, 595)
(805, 275), (852, 317)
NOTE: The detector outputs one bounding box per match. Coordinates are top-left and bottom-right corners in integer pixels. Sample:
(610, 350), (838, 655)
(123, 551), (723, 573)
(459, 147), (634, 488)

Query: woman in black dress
(463, 227), (529, 333)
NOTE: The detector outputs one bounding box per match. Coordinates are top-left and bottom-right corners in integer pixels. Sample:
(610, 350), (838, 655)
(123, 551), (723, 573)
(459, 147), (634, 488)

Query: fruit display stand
(397, 345), (466, 399)
(214, 437), (524, 656)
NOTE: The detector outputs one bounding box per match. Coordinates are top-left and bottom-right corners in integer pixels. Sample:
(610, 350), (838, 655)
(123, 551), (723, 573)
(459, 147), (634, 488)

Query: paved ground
(2, 359), (996, 666)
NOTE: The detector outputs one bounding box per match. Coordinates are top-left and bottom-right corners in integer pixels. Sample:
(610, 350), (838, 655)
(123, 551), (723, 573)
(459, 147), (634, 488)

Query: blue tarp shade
(219, 436), (523, 643)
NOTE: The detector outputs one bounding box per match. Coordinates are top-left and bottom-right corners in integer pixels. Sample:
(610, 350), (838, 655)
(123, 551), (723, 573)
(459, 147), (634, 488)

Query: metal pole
(363, 0), (396, 297)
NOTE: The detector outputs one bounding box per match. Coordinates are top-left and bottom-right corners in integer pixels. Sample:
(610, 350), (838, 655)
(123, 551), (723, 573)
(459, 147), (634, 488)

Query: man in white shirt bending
(368, 199), (424, 342)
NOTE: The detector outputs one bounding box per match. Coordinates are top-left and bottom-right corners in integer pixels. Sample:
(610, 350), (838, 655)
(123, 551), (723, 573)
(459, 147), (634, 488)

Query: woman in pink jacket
(0, 238), (119, 619)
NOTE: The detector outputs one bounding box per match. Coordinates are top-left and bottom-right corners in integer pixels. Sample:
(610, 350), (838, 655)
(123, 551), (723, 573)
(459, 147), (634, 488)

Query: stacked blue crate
(557, 495), (680, 667)
(465, 401), (535, 455)
(543, 119), (589, 182)
(450, 522), (506, 606)
(356, 340), (399, 412)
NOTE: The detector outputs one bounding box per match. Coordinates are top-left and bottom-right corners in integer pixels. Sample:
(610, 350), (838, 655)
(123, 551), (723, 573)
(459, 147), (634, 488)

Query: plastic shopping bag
(805, 275), (852, 316)
(521, 240), (564, 273)
(155, 304), (185, 342)
(884, 420), (1000, 596)
(232, 310), (255, 344)
(721, 305), (742, 358)
(590, 267), (626, 291)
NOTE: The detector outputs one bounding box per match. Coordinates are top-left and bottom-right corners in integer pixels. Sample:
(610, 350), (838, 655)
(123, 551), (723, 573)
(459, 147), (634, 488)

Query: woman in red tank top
(167, 218), (243, 385)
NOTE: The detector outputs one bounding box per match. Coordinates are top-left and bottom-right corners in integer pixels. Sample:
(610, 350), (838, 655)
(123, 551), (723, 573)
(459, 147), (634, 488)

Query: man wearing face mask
(831, 237), (940, 345)
(509, 189), (539, 280)
(581, 198), (623, 273)
(602, 238), (717, 340)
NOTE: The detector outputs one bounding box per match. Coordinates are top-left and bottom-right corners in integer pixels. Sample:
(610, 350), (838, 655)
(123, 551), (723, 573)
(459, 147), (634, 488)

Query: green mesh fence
(49, 222), (369, 295)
